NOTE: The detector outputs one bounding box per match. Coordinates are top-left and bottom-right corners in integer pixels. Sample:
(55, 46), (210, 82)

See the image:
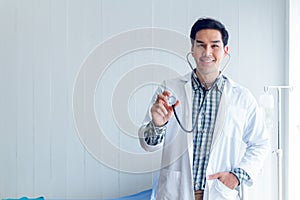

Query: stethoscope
(167, 51), (231, 133)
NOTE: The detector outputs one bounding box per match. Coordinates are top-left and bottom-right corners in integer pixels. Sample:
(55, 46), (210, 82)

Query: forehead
(195, 29), (222, 43)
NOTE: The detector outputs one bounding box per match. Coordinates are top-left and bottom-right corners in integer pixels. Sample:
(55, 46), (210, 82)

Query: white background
(0, 0), (291, 199)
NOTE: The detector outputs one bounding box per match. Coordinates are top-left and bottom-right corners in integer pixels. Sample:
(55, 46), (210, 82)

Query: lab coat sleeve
(138, 84), (167, 152)
(237, 95), (271, 186)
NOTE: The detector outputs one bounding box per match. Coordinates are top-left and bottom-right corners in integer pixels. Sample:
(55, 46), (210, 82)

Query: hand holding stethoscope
(150, 90), (180, 127)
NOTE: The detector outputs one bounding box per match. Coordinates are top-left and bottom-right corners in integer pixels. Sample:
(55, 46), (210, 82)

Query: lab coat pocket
(157, 169), (181, 199)
(210, 179), (239, 200)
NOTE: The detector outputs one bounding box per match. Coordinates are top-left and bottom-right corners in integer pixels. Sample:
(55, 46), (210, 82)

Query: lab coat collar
(179, 72), (236, 89)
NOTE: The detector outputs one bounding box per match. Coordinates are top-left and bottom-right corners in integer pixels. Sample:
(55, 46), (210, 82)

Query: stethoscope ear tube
(186, 51), (231, 79)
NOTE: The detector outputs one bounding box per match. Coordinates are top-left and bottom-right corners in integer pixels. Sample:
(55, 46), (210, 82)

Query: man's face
(191, 29), (228, 77)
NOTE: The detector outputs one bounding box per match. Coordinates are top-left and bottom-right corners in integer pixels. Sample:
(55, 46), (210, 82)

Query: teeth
(200, 57), (213, 62)
(201, 59), (212, 62)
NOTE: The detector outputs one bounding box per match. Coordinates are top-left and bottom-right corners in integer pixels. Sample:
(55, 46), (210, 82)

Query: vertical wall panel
(0, 0), (18, 197)
(32, 0), (52, 197)
(65, 0), (91, 199)
(48, 0), (69, 196)
(16, 0), (36, 196)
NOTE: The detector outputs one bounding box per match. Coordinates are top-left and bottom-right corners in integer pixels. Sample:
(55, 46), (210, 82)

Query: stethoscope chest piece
(168, 96), (177, 106)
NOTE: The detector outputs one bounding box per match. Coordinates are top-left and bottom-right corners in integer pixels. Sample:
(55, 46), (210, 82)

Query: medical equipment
(168, 52), (230, 133)
(167, 95), (177, 106)
(263, 86), (292, 200)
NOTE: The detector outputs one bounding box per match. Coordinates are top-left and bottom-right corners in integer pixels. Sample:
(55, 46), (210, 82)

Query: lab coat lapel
(211, 83), (228, 150)
(183, 74), (194, 171)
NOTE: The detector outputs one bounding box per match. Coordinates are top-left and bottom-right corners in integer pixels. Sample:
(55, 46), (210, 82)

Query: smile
(200, 57), (215, 63)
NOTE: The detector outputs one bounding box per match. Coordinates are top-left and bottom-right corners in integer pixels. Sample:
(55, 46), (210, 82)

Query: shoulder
(164, 72), (191, 84)
(162, 72), (191, 89)
(224, 76), (257, 105)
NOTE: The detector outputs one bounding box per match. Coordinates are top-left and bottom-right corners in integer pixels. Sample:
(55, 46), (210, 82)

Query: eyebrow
(195, 40), (221, 44)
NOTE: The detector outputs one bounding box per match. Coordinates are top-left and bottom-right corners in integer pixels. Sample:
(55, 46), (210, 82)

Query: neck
(196, 70), (220, 89)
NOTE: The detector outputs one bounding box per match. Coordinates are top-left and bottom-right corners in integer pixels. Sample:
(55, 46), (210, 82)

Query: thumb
(174, 100), (180, 107)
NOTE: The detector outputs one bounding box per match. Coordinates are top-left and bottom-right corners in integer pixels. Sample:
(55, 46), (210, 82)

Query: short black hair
(190, 18), (229, 47)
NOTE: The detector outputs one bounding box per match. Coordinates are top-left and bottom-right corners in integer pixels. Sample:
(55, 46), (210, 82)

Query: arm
(138, 90), (179, 152)
(237, 101), (271, 186)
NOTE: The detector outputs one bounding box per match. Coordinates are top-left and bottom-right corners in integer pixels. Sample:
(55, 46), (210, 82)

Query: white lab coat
(139, 72), (270, 200)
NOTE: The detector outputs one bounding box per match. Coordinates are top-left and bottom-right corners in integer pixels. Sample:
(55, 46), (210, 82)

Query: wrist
(151, 120), (168, 128)
(150, 120), (167, 135)
(231, 168), (251, 185)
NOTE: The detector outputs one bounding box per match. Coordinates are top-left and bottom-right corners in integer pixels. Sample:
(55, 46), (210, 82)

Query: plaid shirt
(144, 74), (250, 190)
(191, 74), (224, 190)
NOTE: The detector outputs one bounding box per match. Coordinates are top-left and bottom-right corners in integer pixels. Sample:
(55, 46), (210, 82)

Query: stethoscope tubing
(170, 52), (230, 133)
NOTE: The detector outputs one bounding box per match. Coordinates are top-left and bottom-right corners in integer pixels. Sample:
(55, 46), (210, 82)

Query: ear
(224, 45), (229, 55)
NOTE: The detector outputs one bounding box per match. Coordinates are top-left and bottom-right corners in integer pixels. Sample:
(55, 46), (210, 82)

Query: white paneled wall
(0, 0), (286, 199)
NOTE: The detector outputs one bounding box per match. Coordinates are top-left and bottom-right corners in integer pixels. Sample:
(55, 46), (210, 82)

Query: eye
(212, 44), (219, 48)
(196, 43), (205, 48)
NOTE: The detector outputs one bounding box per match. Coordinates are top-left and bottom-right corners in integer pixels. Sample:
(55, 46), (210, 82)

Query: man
(139, 18), (270, 200)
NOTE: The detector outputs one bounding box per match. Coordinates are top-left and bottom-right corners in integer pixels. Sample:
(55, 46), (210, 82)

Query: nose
(202, 46), (212, 56)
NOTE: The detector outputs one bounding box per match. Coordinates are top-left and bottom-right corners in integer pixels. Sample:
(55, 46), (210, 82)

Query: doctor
(139, 18), (270, 200)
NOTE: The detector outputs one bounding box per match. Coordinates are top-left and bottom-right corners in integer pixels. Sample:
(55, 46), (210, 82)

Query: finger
(157, 103), (169, 116)
(151, 105), (171, 127)
(162, 90), (172, 97)
(153, 108), (166, 119)
(156, 94), (169, 104)
(157, 90), (173, 103)
(153, 103), (169, 116)
(207, 172), (222, 180)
